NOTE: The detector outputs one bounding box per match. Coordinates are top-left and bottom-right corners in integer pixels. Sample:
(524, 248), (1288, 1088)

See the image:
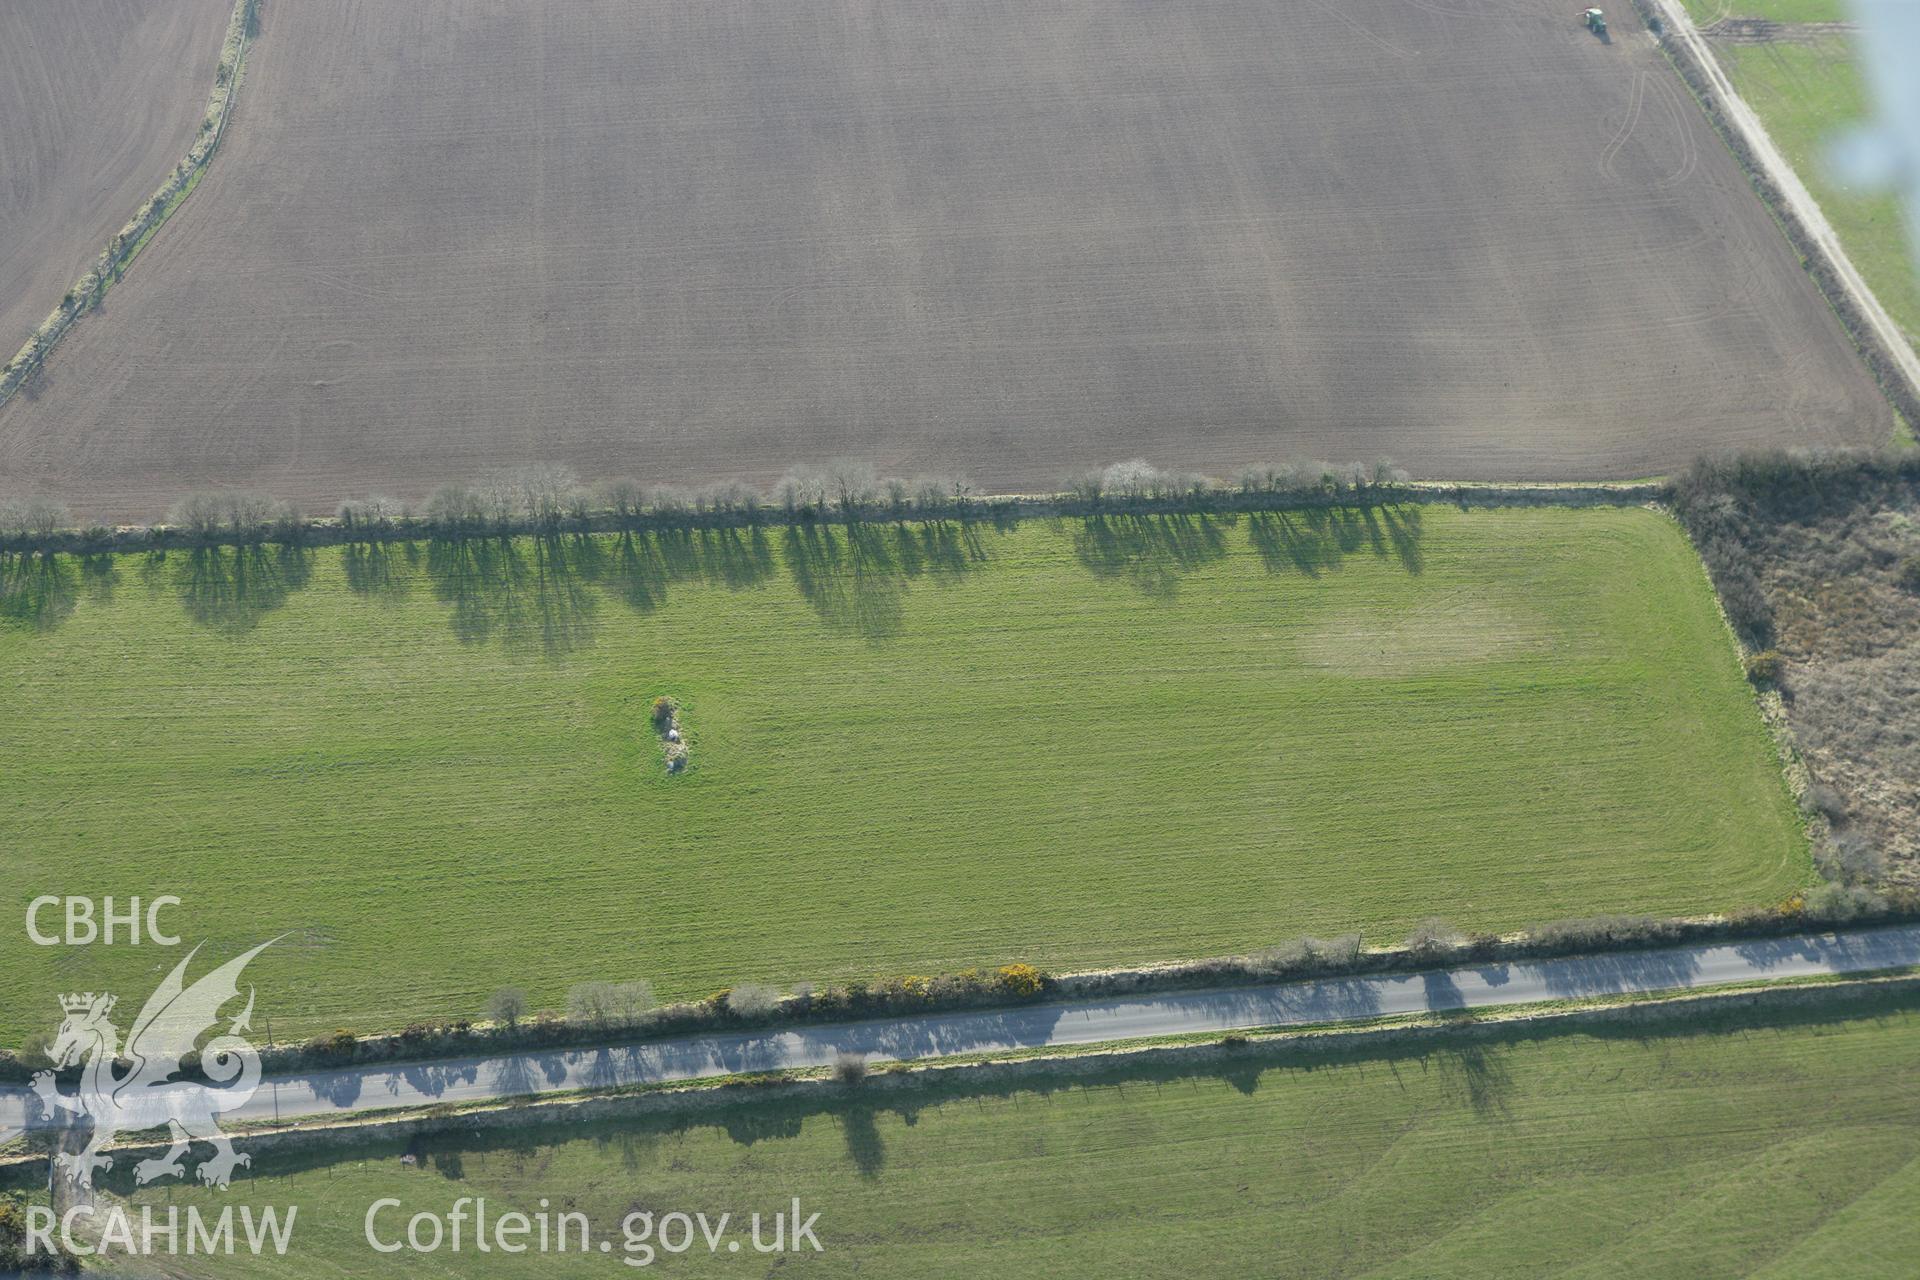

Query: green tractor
(1582, 7), (1608, 38)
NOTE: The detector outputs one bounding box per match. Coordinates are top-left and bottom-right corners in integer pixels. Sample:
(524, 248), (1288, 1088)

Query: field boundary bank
(1633, 0), (1920, 430)
(0, 481), (1659, 557)
(6, 970), (1915, 1185)
(0, 0), (257, 408)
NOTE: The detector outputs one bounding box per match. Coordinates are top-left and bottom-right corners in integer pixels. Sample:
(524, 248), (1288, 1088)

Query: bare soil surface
(0, 0), (233, 366)
(1651, 0), (1920, 440)
(0, 0), (1892, 521)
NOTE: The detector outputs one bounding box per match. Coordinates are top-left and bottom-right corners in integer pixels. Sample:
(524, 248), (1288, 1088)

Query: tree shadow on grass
(1371, 503), (1425, 575)
(1070, 512), (1228, 598)
(584, 526), (777, 612)
(689, 525), (778, 592)
(590, 531), (669, 612)
(160, 544), (312, 634)
(410, 528), (786, 654)
(0, 551), (78, 632)
(79, 552), (118, 606)
(782, 518), (987, 641)
(1247, 504), (1424, 579)
(426, 535), (596, 657)
(838, 1104), (887, 1179)
(342, 538), (414, 601)
(1435, 1030), (1513, 1118)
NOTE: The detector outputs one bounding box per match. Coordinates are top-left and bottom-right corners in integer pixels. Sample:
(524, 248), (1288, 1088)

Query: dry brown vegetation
(0, 0), (232, 360)
(0, 0), (1890, 521)
(1672, 454), (1920, 882)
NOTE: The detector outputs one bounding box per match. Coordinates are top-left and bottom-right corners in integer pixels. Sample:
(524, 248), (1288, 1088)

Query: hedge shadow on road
(34, 981), (1919, 1203)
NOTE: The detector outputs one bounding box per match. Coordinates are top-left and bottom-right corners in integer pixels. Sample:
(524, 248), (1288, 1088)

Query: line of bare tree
(1, 456), (1419, 554)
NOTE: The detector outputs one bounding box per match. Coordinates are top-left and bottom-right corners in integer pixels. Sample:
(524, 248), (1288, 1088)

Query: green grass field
(0, 506), (1804, 1044)
(1682, 0), (1848, 23)
(66, 991), (1920, 1277)
(1681, 0), (1920, 354)
(1722, 39), (1920, 352)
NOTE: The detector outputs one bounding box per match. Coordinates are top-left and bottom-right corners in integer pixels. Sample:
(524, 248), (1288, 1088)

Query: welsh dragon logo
(32, 939), (274, 1190)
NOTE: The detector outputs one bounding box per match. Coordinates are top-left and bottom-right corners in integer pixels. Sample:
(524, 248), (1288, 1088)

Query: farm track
(1647, 0), (1920, 417)
(0, 0), (1891, 521)
(0, 0), (233, 363)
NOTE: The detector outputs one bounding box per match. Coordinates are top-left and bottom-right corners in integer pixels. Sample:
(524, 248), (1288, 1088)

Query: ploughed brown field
(0, 0), (233, 363)
(0, 0), (1893, 520)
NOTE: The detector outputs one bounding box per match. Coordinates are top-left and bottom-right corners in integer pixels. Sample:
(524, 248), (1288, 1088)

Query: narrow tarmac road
(4, 924), (1917, 1140)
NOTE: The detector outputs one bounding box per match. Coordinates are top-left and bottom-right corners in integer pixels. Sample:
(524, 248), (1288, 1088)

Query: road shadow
(1246, 503), (1423, 578)
(1069, 512), (1228, 598)
(1729, 928), (1920, 975)
(1530, 947), (1703, 1000)
(37, 976), (1920, 1204)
